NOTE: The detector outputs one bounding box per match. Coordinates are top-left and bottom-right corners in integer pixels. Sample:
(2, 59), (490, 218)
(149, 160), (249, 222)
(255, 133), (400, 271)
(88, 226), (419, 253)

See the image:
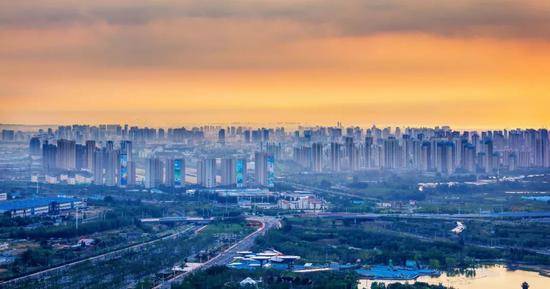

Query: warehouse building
(0, 197), (84, 218)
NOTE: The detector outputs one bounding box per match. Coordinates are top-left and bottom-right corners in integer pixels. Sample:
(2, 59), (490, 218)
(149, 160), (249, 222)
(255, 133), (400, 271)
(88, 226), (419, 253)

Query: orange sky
(1, 0), (549, 129)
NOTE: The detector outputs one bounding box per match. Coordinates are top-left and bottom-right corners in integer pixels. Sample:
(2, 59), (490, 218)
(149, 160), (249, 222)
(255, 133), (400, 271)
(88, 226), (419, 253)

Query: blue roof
(356, 265), (439, 280)
(0, 197), (78, 212)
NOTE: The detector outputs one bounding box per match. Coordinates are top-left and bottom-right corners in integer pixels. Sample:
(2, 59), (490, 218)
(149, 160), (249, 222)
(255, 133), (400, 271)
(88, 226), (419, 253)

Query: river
(358, 265), (549, 289)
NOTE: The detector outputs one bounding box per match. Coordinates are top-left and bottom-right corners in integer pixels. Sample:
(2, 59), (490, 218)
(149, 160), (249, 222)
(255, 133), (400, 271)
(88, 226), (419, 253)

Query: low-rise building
(0, 197), (85, 218)
(278, 192), (326, 211)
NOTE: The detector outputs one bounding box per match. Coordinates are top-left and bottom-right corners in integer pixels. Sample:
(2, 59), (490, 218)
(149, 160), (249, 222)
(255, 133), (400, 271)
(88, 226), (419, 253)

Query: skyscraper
(311, 142), (323, 172)
(29, 137), (41, 156)
(104, 147), (119, 186)
(118, 141), (132, 187)
(174, 158), (184, 187)
(236, 158), (247, 188)
(56, 139), (76, 170)
(163, 158), (185, 187)
(145, 157), (163, 189)
(75, 144), (87, 170)
(482, 139), (494, 173)
(93, 148), (104, 185)
(85, 140), (96, 171)
(42, 141), (57, 172)
(435, 141), (454, 175)
(344, 136), (355, 171)
(220, 158), (236, 186)
(383, 137), (399, 169)
(255, 152), (274, 187)
(330, 142), (341, 172)
(197, 158), (216, 188)
(218, 128), (226, 144)
(364, 136), (373, 169)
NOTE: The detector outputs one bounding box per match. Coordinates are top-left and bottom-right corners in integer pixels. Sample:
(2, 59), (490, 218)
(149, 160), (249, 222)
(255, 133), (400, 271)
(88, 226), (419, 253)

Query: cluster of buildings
(16, 124), (550, 188)
(29, 124), (278, 188)
(291, 127), (550, 175)
(40, 139), (136, 186)
(277, 192), (326, 211)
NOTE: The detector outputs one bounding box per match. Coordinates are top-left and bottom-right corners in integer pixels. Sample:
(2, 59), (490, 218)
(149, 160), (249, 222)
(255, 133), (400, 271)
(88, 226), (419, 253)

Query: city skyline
(0, 2), (549, 289)
(1, 1), (549, 127)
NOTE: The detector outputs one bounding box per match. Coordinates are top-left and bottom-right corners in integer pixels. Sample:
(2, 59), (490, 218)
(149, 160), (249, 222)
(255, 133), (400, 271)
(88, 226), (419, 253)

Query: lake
(358, 265), (549, 289)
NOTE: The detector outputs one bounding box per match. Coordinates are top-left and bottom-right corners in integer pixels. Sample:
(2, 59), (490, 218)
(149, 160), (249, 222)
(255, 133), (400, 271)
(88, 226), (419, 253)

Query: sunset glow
(1, 0), (549, 128)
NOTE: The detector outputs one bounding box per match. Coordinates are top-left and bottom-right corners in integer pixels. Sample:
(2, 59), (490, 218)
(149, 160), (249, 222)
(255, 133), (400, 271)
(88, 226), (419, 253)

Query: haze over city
(0, 1), (549, 289)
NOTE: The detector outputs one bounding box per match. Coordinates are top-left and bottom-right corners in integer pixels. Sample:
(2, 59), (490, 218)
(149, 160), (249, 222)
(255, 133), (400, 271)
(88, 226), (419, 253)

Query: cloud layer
(0, 0), (549, 127)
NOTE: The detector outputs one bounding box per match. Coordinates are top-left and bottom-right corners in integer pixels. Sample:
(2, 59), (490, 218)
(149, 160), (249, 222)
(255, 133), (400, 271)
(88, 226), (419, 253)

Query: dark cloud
(1, 0), (549, 39)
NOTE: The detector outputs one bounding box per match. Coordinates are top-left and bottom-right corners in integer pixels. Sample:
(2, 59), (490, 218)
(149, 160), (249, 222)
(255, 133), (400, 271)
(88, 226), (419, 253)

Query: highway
(284, 181), (550, 220)
(306, 211), (550, 220)
(0, 225), (199, 287)
(153, 216), (280, 289)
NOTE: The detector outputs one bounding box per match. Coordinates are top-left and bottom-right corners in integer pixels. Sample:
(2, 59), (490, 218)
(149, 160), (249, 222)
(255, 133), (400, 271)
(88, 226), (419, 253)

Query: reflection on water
(358, 265), (549, 289)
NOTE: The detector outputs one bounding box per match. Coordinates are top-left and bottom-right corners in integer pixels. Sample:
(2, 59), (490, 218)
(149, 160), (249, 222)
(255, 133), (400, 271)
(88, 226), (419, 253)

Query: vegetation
(173, 266), (358, 289)
(171, 266), (451, 289)
(5, 221), (253, 289)
(253, 218), (550, 271)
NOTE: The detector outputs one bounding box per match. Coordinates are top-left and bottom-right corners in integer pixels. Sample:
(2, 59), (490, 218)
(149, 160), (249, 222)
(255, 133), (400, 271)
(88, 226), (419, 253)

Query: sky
(1, 0), (549, 129)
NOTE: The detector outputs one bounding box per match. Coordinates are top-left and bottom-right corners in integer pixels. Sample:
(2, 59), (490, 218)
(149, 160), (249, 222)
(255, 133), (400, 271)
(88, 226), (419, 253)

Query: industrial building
(0, 197), (84, 218)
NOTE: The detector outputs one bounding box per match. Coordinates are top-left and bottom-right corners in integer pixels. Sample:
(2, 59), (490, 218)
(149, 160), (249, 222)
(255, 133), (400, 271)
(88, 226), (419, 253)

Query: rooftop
(0, 197), (79, 212)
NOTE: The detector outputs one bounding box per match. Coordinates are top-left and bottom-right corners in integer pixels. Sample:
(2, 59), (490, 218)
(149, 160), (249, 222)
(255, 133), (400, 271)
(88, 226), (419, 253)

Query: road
(285, 181), (550, 220)
(0, 225), (199, 287)
(307, 211), (550, 220)
(282, 181), (366, 199)
(154, 216), (280, 289)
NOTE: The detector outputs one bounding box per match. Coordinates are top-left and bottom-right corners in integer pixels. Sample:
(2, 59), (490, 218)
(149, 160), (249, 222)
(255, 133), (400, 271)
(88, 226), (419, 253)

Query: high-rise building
(145, 158), (163, 189)
(93, 148), (104, 185)
(383, 137), (399, 169)
(482, 139), (494, 173)
(344, 136), (355, 171)
(164, 158), (185, 187)
(255, 152), (273, 187)
(535, 129), (549, 167)
(218, 129), (226, 144)
(104, 147), (119, 186)
(164, 159), (175, 187)
(420, 141), (431, 171)
(330, 142), (341, 172)
(1, 130), (14, 141)
(174, 159), (184, 187)
(463, 144), (476, 173)
(42, 141), (57, 172)
(364, 136), (373, 169)
(75, 144), (87, 170)
(56, 139), (76, 170)
(118, 141), (132, 187)
(85, 140), (96, 171)
(29, 137), (41, 156)
(236, 158), (247, 188)
(220, 158), (236, 186)
(197, 158), (216, 188)
(311, 143), (323, 172)
(435, 141), (454, 175)
(267, 153), (275, 187)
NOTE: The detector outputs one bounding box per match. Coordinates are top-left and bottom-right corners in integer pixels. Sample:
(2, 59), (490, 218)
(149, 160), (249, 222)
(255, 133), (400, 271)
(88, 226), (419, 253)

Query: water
(358, 265), (549, 289)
